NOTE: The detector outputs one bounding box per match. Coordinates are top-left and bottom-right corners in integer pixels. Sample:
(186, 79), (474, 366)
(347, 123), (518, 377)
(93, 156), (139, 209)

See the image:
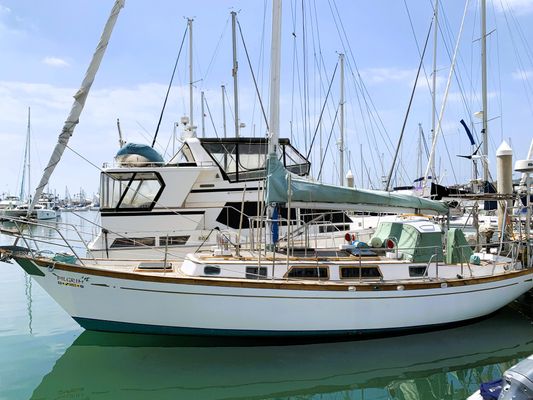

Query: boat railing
(0, 215), (96, 266)
(247, 212), (352, 253)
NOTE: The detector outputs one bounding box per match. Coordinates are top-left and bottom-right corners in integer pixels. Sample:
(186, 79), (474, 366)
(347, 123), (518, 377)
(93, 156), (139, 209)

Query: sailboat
(1, 0), (532, 337)
(1, 108), (59, 220)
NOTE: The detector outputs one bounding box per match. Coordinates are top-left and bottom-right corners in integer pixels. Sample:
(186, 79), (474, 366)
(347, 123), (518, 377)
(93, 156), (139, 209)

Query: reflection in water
(31, 307), (533, 400)
(24, 272), (33, 335)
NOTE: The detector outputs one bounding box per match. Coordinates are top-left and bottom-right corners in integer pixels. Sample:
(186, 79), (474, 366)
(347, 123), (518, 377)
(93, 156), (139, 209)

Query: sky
(1, 0), (533, 199)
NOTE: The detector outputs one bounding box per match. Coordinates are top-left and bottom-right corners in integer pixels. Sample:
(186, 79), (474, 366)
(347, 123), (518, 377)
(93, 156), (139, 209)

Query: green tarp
(266, 154), (449, 215)
(446, 228), (473, 264)
(371, 222), (444, 263)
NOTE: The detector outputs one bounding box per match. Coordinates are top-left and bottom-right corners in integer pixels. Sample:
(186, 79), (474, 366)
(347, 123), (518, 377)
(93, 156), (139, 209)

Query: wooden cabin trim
(20, 255), (533, 292)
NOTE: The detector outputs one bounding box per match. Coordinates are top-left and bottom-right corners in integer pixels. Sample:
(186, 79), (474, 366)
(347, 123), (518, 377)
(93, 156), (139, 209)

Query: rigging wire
(224, 85), (236, 124)
(204, 96), (220, 138)
(328, 0), (412, 185)
(385, 14), (434, 191)
(151, 25), (188, 148)
(491, 0), (504, 141)
(301, 0), (310, 155)
(202, 16), (230, 83)
(306, 62), (339, 160)
(317, 104), (340, 181)
(499, 0), (533, 119)
(290, 0), (298, 144)
(236, 19), (270, 131)
(250, 0), (269, 136)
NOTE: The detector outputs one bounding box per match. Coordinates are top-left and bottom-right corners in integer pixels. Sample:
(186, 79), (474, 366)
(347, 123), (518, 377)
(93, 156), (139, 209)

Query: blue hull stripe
(72, 316), (483, 337)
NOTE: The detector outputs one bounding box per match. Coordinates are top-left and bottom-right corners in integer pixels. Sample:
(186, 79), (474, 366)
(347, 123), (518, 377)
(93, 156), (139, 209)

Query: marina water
(1, 212), (532, 400)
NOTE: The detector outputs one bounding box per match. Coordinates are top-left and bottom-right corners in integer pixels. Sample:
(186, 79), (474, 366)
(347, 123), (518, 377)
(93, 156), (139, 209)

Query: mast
(266, 0), (282, 251)
(201, 91), (205, 138)
(319, 120), (323, 183)
(221, 85), (227, 138)
(20, 107), (31, 202)
(27, 107), (31, 202)
(28, 0), (124, 215)
(423, 0), (469, 190)
(188, 18), (194, 129)
(431, 0), (438, 181)
(481, 0), (489, 183)
(268, 0), (282, 155)
(231, 11), (240, 138)
(339, 53), (345, 186)
(417, 123), (423, 181)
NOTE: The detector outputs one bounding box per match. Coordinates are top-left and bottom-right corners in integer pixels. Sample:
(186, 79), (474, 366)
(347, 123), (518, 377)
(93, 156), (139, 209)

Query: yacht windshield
(201, 139), (309, 182)
(100, 172), (164, 211)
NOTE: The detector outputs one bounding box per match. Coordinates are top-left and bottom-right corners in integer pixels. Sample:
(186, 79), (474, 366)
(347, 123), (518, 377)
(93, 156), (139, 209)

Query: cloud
(497, 0), (533, 14)
(511, 69), (533, 80)
(0, 80), (215, 195)
(359, 67), (416, 85)
(0, 4), (11, 14)
(42, 56), (70, 68)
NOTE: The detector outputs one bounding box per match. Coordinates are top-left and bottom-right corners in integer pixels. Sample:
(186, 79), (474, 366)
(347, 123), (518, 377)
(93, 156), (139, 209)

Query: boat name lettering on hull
(55, 274), (89, 289)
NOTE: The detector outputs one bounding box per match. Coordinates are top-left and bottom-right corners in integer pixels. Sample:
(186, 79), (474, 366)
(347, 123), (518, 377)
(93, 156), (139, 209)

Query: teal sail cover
(115, 143), (164, 164)
(266, 154), (448, 215)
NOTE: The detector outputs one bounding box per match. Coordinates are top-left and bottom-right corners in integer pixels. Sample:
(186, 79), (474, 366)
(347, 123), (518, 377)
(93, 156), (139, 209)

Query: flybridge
(117, 137), (313, 183)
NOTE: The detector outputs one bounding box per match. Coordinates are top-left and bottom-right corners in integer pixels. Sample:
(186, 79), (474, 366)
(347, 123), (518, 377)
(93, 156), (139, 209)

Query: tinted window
(409, 266), (427, 277)
(204, 265), (221, 275)
(340, 266), (381, 279)
(246, 267), (268, 279)
(160, 236), (189, 246)
(110, 237), (156, 248)
(287, 267), (328, 279)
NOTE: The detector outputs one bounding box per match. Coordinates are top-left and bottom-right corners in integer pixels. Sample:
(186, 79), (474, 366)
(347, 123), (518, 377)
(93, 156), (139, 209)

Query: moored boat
(2, 0), (531, 339)
(1, 213), (532, 336)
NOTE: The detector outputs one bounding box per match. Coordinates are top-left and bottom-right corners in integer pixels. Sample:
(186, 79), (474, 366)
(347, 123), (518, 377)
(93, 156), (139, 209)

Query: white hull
(19, 258), (533, 336)
(1, 208), (58, 220)
(35, 209), (58, 220)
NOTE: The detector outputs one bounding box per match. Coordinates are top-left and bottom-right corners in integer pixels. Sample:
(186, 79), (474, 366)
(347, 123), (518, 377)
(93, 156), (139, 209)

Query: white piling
(496, 141), (513, 240)
(346, 170), (354, 188)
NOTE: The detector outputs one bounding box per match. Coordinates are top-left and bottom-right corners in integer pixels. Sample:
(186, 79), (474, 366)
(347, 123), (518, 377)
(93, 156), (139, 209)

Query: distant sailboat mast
(188, 17), (194, 130)
(20, 107), (31, 202)
(231, 11), (240, 138)
(431, 0), (438, 182)
(339, 53), (345, 186)
(480, 0), (489, 183)
(423, 0), (469, 190)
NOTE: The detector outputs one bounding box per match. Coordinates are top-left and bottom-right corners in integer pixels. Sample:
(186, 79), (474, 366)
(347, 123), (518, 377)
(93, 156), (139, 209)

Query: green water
(1, 213), (532, 399)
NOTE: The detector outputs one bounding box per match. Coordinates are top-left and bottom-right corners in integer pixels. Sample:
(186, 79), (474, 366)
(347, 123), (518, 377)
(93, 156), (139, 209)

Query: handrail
(1, 216), (88, 265)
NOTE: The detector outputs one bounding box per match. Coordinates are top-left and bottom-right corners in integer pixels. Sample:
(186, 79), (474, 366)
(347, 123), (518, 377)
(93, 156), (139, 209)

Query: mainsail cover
(266, 154), (448, 215)
(28, 0), (125, 215)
